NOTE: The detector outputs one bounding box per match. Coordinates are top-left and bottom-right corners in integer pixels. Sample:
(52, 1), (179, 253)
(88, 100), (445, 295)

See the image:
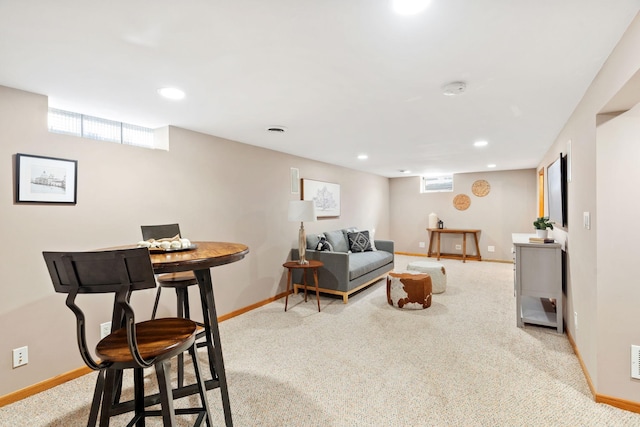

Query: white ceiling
(1, 1), (639, 177)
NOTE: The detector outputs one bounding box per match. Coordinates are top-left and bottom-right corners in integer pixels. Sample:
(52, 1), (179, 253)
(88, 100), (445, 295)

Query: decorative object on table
(15, 153), (78, 204)
(387, 272), (432, 309)
(472, 179), (491, 197)
(302, 178), (340, 217)
(533, 216), (554, 238)
(437, 219), (444, 229)
(137, 235), (194, 252)
(453, 193), (471, 210)
(428, 212), (438, 229)
(288, 200), (317, 264)
(407, 260), (447, 293)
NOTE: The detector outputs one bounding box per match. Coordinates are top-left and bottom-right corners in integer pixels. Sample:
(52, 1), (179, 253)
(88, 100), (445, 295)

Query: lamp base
(298, 222), (308, 264)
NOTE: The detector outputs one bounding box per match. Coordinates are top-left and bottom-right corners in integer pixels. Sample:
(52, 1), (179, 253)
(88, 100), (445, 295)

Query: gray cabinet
(512, 233), (563, 334)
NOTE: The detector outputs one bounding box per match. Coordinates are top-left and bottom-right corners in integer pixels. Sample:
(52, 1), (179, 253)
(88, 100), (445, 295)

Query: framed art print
(15, 153), (77, 204)
(302, 178), (340, 217)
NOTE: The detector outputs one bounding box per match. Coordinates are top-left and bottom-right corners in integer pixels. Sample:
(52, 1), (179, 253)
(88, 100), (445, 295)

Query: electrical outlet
(100, 321), (112, 339)
(487, 246), (495, 253)
(13, 346), (28, 368)
(418, 242), (425, 248)
(455, 244), (461, 250)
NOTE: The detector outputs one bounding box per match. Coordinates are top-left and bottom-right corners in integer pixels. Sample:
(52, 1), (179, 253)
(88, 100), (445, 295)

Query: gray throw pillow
(324, 229), (349, 252)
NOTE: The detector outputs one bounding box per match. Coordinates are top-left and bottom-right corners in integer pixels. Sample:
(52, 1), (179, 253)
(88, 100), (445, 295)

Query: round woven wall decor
(453, 194), (471, 211)
(472, 179), (490, 197)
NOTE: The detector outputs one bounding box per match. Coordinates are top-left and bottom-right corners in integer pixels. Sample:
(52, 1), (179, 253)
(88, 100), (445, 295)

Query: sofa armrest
(375, 240), (394, 254)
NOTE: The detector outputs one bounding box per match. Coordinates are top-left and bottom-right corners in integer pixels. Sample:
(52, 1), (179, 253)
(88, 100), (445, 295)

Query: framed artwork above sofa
(302, 178), (340, 217)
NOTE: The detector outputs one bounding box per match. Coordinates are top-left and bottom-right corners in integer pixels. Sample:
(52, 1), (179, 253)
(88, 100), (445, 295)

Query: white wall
(596, 105), (640, 400)
(390, 170), (537, 261)
(0, 86), (390, 396)
(540, 12), (640, 401)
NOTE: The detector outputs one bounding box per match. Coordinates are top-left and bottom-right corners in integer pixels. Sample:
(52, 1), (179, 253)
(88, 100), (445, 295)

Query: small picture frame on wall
(15, 153), (78, 204)
(302, 178), (340, 217)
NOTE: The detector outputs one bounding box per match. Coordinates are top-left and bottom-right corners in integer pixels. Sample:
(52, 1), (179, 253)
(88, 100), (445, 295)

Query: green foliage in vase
(533, 216), (554, 230)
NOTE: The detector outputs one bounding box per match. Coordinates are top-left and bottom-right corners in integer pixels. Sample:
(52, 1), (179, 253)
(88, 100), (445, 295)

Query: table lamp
(288, 200), (317, 264)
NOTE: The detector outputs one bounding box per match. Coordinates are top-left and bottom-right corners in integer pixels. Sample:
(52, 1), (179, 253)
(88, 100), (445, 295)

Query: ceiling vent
(267, 126), (287, 133)
(441, 81), (467, 96)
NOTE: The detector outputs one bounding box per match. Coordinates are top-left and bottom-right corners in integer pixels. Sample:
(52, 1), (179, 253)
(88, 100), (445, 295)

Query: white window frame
(47, 108), (156, 149)
(421, 175), (454, 193)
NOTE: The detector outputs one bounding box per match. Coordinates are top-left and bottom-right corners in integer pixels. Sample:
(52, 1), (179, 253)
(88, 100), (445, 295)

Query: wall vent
(631, 345), (640, 379)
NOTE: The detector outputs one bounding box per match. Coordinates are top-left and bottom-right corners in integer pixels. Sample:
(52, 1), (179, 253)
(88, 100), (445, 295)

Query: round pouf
(406, 261), (447, 293)
(387, 272), (432, 309)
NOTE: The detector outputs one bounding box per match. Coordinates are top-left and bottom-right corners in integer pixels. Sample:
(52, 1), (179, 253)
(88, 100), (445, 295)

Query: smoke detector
(441, 81), (467, 96)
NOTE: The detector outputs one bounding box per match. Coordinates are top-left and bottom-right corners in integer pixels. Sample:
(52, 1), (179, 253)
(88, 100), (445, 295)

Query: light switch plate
(583, 212), (590, 230)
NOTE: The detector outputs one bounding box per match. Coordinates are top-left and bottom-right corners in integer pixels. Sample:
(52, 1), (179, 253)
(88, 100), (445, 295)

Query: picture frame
(302, 178), (340, 217)
(15, 153), (78, 204)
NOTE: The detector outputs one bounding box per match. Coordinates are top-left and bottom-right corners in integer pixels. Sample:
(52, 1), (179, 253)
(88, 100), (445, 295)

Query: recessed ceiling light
(399, 169), (411, 174)
(441, 81), (467, 96)
(391, 0), (431, 15)
(474, 140), (488, 147)
(487, 164), (497, 168)
(357, 154), (368, 160)
(158, 87), (185, 100)
(266, 126), (287, 133)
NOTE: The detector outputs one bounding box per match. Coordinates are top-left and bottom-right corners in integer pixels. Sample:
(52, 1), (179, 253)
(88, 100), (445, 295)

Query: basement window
(48, 108), (155, 149)
(421, 175), (454, 193)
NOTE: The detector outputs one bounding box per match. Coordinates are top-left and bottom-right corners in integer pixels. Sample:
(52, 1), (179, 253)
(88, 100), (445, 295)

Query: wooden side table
(426, 228), (482, 262)
(283, 259), (323, 312)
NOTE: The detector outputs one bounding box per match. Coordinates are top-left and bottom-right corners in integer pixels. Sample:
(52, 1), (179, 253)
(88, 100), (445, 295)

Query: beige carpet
(2, 255), (640, 426)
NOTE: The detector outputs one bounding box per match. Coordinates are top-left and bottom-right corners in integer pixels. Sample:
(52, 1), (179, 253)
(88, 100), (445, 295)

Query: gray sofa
(291, 228), (394, 303)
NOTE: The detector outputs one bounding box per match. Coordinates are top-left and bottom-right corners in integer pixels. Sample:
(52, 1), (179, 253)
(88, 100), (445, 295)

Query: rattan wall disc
(453, 194), (471, 211)
(472, 179), (490, 197)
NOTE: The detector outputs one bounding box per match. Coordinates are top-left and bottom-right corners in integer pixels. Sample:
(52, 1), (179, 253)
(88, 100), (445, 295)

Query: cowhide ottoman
(406, 261), (447, 293)
(387, 272), (432, 309)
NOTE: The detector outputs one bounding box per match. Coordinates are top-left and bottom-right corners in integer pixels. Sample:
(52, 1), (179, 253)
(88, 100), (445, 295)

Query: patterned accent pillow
(347, 230), (373, 253)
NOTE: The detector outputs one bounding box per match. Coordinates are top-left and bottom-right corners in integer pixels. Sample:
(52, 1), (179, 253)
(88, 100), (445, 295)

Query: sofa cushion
(349, 250), (394, 281)
(325, 229), (349, 252)
(347, 230), (372, 252)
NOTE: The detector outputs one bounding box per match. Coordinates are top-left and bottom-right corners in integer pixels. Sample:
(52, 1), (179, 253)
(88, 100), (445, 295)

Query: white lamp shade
(288, 200), (317, 222)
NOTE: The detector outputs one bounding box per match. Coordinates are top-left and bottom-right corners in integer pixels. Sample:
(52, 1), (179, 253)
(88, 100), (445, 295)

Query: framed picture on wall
(15, 153), (78, 204)
(302, 178), (340, 217)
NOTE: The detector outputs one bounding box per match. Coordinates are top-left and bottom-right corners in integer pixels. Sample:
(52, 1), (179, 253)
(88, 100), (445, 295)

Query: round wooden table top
(283, 259), (323, 269)
(148, 241), (249, 274)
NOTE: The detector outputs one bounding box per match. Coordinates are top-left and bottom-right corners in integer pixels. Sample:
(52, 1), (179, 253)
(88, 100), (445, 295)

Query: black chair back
(43, 248), (157, 369)
(44, 247), (156, 294)
(140, 223), (181, 241)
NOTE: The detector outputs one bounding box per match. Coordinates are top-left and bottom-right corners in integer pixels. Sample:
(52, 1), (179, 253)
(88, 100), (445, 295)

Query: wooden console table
(427, 228), (481, 262)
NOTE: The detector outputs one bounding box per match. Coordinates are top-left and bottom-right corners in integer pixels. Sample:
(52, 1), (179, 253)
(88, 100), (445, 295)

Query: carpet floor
(1, 255), (640, 426)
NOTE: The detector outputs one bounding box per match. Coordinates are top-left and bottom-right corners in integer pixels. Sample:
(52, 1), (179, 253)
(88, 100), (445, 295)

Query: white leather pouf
(406, 261), (447, 293)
